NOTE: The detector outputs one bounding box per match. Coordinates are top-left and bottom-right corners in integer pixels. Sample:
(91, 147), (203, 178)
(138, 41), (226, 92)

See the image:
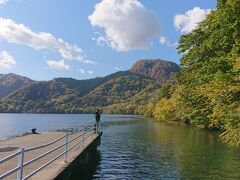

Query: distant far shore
(0, 112), (142, 115)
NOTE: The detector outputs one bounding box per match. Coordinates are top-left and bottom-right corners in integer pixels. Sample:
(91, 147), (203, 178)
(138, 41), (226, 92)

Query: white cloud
(82, 59), (96, 64)
(58, 47), (84, 61)
(78, 69), (93, 75)
(78, 68), (85, 74)
(0, 0), (8, 6)
(174, 7), (211, 34)
(92, 36), (108, 47)
(0, 51), (16, 70)
(89, 0), (161, 51)
(47, 59), (69, 71)
(159, 36), (167, 45)
(114, 67), (121, 70)
(159, 36), (178, 47)
(87, 70), (93, 75)
(0, 17), (94, 64)
(168, 42), (178, 47)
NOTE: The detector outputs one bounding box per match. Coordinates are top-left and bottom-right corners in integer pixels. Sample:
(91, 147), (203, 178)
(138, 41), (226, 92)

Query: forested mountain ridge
(130, 59), (180, 82)
(0, 73), (34, 98)
(0, 59), (179, 113)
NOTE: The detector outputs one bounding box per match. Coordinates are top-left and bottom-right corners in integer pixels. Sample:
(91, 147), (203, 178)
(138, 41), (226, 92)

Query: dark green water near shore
(68, 116), (240, 179)
(0, 114), (240, 179)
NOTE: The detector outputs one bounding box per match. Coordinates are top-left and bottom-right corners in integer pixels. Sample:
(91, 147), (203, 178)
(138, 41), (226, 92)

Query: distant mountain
(80, 71), (153, 107)
(130, 59), (180, 82)
(0, 73), (34, 98)
(0, 59), (180, 114)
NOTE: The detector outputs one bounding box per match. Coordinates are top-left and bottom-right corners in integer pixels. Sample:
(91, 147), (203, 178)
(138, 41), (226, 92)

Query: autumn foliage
(144, 0), (240, 148)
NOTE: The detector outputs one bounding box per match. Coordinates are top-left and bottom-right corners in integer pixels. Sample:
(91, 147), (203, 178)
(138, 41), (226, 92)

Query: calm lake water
(0, 114), (240, 179)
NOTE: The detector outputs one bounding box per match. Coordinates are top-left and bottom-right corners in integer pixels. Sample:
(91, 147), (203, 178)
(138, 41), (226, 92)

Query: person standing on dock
(94, 109), (101, 132)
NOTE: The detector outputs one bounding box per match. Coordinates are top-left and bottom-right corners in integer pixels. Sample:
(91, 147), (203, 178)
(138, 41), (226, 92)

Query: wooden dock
(0, 128), (102, 180)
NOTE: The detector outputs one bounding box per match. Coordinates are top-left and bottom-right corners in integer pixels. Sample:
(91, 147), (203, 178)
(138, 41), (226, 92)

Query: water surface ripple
(0, 114), (240, 179)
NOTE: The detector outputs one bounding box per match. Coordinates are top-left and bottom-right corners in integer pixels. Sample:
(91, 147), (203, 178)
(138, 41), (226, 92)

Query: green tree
(177, 0), (240, 147)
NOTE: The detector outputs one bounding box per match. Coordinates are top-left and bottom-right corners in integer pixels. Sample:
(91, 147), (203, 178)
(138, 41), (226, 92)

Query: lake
(0, 114), (240, 179)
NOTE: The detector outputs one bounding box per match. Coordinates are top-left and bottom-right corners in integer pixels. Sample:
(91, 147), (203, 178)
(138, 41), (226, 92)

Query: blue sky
(0, 0), (217, 80)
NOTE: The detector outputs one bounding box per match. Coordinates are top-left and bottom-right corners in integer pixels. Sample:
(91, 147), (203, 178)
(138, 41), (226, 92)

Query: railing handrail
(0, 149), (21, 164)
(23, 140), (67, 167)
(24, 127), (86, 152)
(23, 150), (66, 180)
(67, 127), (84, 134)
(67, 132), (84, 144)
(0, 124), (97, 180)
(25, 134), (67, 152)
(0, 164), (20, 179)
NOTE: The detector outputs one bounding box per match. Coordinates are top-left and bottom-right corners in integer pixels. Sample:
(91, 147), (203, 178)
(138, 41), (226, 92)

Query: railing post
(17, 148), (24, 180)
(92, 124), (94, 139)
(82, 127), (85, 146)
(64, 134), (68, 162)
(79, 130), (81, 144)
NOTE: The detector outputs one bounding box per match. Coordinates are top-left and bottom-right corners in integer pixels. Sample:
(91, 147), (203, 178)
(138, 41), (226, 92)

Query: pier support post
(17, 148), (24, 180)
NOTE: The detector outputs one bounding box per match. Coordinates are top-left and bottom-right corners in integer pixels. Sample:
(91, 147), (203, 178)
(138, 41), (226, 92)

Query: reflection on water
(67, 117), (240, 179)
(150, 122), (240, 179)
(1, 114), (240, 179)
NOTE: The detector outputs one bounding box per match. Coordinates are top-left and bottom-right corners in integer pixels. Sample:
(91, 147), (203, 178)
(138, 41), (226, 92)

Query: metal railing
(0, 124), (98, 180)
